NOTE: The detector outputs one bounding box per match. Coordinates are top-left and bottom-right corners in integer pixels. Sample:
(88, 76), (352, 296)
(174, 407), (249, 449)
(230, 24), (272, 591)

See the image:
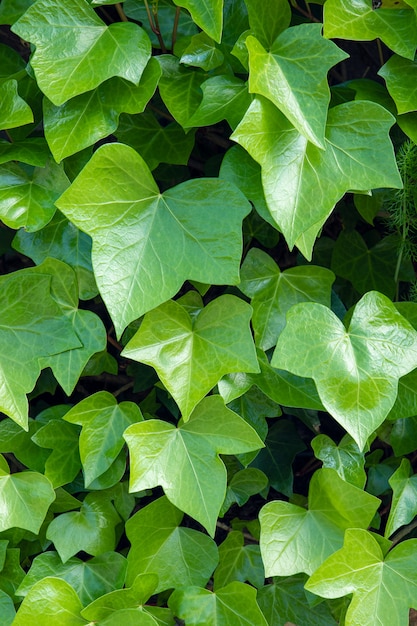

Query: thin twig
(115, 3), (128, 22)
(113, 381), (134, 397)
(292, 1), (320, 22)
(390, 517), (417, 547)
(171, 6), (181, 51)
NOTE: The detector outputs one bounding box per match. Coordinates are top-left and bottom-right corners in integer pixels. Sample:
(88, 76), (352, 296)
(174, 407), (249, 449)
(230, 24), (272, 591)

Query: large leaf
(271, 291), (417, 449)
(240, 247), (334, 349)
(13, 577), (86, 626)
(379, 54), (417, 114)
(172, 0), (223, 42)
(306, 529), (417, 626)
(247, 24), (348, 147)
(124, 395), (263, 535)
(122, 295), (259, 420)
(0, 79), (33, 130)
(385, 458), (417, 538)
(12, 0), (152, 105)
(259, 468), (380, 576)
(244, 0), (291, 48)
(232, 97), (401, 258)
(56, 143), (251, 337)
(125, 497), (218, 592)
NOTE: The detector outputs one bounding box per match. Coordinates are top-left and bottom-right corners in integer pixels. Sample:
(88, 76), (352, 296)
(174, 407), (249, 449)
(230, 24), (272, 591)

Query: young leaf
(122, 295), (259, 420)
(31, 418), (82, 488)
(271, 291), (417, 449)
(312, 434), (367, 489)
(180, 31), (224, 71)
(12, 0), (152, 105)
(385, 458), (417, 538)
(306, 529), (417, 626)
(13, 577), (86, 626)
(124, 396), (264, 535)
(172, 0), (224, 42)
(56, 143), (251, 337)
(259, 468), (380, 576)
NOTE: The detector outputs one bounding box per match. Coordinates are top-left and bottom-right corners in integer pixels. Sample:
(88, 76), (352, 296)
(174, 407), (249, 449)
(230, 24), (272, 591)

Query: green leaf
(44, 58), (161, 162)
(181, 31), (224, 70)
(379, 54), (417, 114)
(46, 493), (121, 562)
(0, 137), (51, 167)
(125, 497), (219, 592)
(0, 461), (55, 534)
(259, 468), (380, 576)
(240, 248), (334, 349)
(124, 0), (198, 48)
(213, 530), (264, 590)
(56, 142), (251, 337)
(272, 291), (417, 449)
(0, 0), (34, 24)
(0, 159), (68, 232)
(324, 0), (417, 60)
(221, 468), (268, 517)
(312, 434), (367, 489)
(0, 417), (50, 472)
(13, 577), (86, 625)
(232, 97), (401, 258)
(31, 418), (82, 488)
(12, 0), (152, 105)
(123, 295), (258, 419)
(169, 581), (268, 625)
(17, 551), (127, 606)
(306, 528), (417, 626)
(0, 549), (25, 602)
(244, 0), (291, 48)
(385, 458), (417, 538)
(247, 25), (348, 147)
(157, 56), (205, 127)
(0, 79), (33, 130)
(172, 0), (223, 42)
(63, 391), (142, 487)
(0, 589), (15, 626)
(124, 395), (263, 535)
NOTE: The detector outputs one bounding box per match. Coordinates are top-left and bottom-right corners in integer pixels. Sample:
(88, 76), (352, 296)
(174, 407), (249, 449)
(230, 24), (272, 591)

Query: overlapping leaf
(122, 295), (258, 419)
(12, 578), (86, 626)
(379, 55), (417, 114)
(232, 97), (401, 258)
(0, 79), (33, 130)
(385, 458), (417, 538)
(272, 291), (417, 449)
(213, 530), (264, 590)
(12, 0), (152, 105)
(312, 434), (367, 489)
(244, 0), (291, 48)
(56, 142), (251, 337)
(172, 0), (223, 42)
(124, 396), (263, 535)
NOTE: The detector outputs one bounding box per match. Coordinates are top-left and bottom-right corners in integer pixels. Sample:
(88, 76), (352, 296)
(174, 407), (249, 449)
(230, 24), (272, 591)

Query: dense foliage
(1, 0), (417, 623)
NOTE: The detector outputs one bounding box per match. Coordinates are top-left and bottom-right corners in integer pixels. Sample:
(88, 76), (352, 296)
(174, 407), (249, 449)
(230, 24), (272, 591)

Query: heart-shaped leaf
(379, 54), (417, 114)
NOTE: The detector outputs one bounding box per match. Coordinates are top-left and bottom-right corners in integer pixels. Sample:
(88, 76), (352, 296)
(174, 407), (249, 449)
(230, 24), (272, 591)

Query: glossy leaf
(56, 142), (251, 337)
(244, 0), (291, 48)
(181, 31), (224, 70)
(13, 577), (86, 625)
(259, 468), (380, 576)
(12, 0), (152, 105)
(0, 79), (33, 130)
(213, 530), (264, 590)
(247, 25), (348, 147)
(125, 497), (219, 592)
(221, 468), (268, 517)
(232, 97), (401, 257)
(124, 396), (263, 535)
(31, 418), (82, 488)
(312, 434), (367, 489)
(272, 291), (417, 449)
(306, 529), (417, 626)
(122, 295), (258, 419)
(0, 137), (51, 167)
(157, 56), (205, 127)
(172, 0), (223, 42)
(379, 54), (417, 114)
(385, 458), (417, 538)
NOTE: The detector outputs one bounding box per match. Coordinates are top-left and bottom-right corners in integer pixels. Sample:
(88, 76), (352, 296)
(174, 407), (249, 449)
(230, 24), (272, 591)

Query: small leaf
(31, 418), (82, 488)
(221, 468), (268, 517)
(13, 577), (86, 626)
(0, 79), (33, 130)
(180, 31), (224, 70)
(385, 458), (417, 538)
(244, 0), (291, 48)
(172, 0), (223, 42)
(312, 434), (367, 489)
(379, 54), (417, 114)
(213, 530), (264, 590)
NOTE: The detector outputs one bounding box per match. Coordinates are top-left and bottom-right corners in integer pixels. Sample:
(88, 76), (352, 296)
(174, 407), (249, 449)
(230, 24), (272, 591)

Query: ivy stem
(390, 517), (417, 547)
(143, 0), (167, 52)
(115, 3), (128, 22)
(291, 1), (320, 22)
(172, 6), (181, 52)
(376, 38), (384, 66)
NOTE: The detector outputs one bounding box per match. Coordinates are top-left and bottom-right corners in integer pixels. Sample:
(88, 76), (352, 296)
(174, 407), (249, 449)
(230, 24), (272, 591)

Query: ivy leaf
(157, 56), (205, 127)
(124, 0), (198, 48)
(324, 0), (417, 60)
(172, 0), (223, 42)
(0, 548), (25, 602)
(46, 493), (121, 562)
(0, 0), (33, 25)
(213, 530), (264, 590)
(232, 97), (401, 258)
(247, 25), (348, 147)
(385, 458), (417, 538)
(16, 551), (127, 606)
(31, 418), (82, 488)
(0, 458), (55, 534)
(0, 589), (15, 626)
(306, 529), (417, 626)
(221, 468), (268, 517)
(311, 434), (367, 489)
(244, 0), (291, 48)
(0, 137), (50, 167)
(259, 468), (380, 576)
(271, 291), (417, 449)
(124, 396), (263, 535)
(379, 55), (417, 114)
(0, 159), (69, 232)
(13, 577), (86, 626)
(12, 0), (152, 105)
(56, 143), (251, 337)
(122, 295), (258, 420)
(181, 31), (224, 70)
(125, 497), (219, 592)
(44, 58), (161, 162)
(240, 247), (334, 349)
(169, 581), (268, 626)
(63, 391), (142, 487)
(0, 79), (33, 130)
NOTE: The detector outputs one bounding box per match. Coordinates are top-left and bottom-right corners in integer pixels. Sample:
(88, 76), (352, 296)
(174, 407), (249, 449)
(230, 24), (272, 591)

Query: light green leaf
(0, 79), (33, 130)
(169, 581), (268, 626)
(123, 295), (258, 420)
(46, 493), (121, 562)
(0, 159), (68, 232)
(13, 577), (86, 626)
(31, 418), (82, 488)
(124, 396), (263, 535)
(63, 391), (142, 487)
(247, 25), (348, 147)
(157, 56), (205, 127)
(272, 291), (417, 449)
(232, 97), (401, 258)
(312, 434), (367, 489)
(181, 31), (224, 70)
(385, 458), (417, 538)
(125, 497), (219, 592)
(12, 0), (152, 105)
(17, 551), (127, 606)
(172, 0), (223, 42)
(324, 0), (417, 60)
(244, 0), (291, 48)
(56, 142), (251, 337)
(213, 530), (264, 590)
(240, 247), (334, 349)
(306, 528), (417, 626)
(379, 54), (417, 114)
(44, 58), (161, 162)
(259, 468), (380, 576)
(0, 417), (50, 472)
